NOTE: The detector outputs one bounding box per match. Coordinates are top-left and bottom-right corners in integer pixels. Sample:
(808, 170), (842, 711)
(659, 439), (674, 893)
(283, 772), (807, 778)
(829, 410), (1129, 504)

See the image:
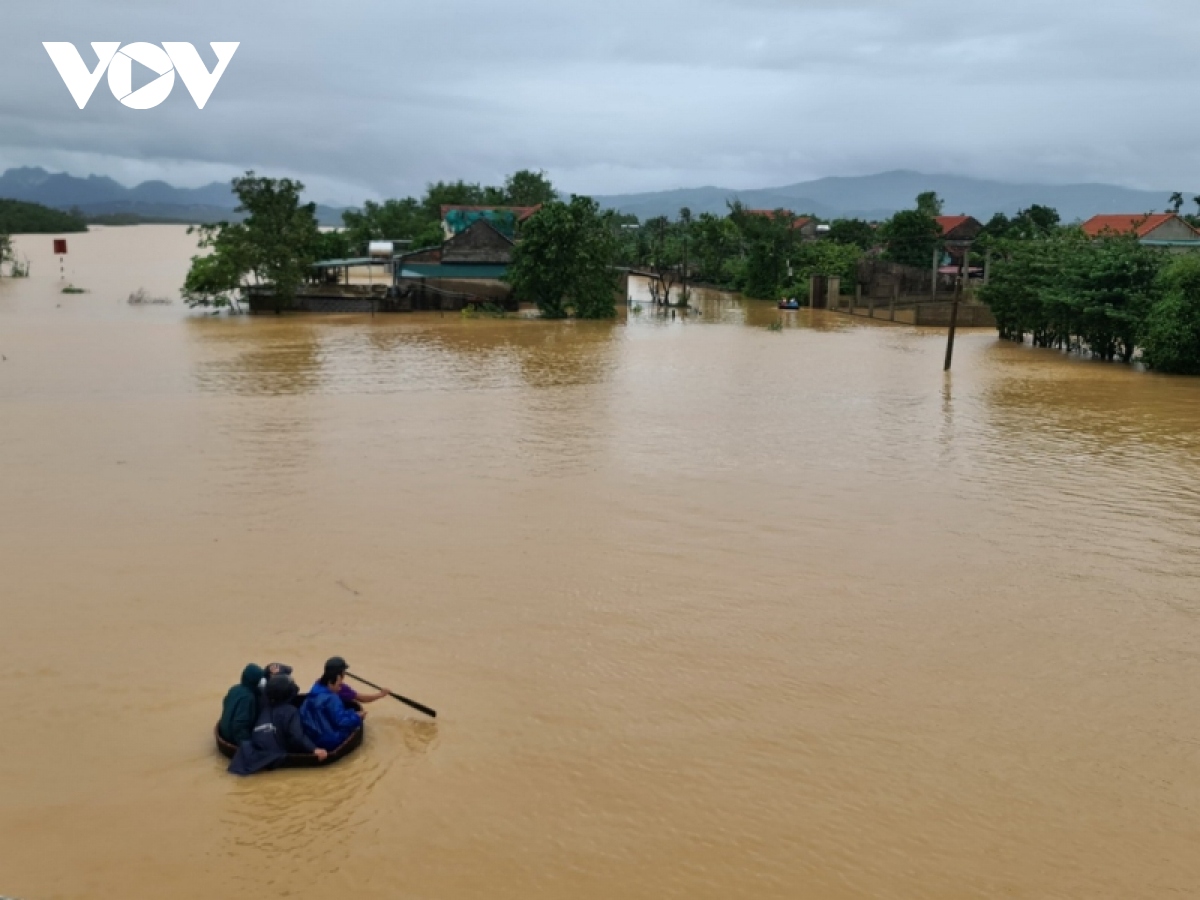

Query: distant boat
(778, 298), (801, 310)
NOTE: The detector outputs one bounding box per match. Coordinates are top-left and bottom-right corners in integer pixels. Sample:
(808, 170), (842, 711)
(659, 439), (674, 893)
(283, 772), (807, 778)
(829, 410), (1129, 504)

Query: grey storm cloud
(2, 0), (1199, 203)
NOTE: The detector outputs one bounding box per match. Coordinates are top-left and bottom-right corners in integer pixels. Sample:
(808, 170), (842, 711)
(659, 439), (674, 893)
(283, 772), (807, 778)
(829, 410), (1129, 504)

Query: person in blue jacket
(300, 656), (366, 750)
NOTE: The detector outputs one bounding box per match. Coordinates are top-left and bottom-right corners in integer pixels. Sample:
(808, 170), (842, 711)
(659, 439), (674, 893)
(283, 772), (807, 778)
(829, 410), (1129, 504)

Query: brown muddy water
(2, 225), (1200, 899)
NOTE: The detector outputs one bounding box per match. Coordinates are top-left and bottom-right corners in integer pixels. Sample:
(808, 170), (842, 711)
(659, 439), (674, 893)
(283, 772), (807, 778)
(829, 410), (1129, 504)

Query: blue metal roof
(399, 264), (508, 280)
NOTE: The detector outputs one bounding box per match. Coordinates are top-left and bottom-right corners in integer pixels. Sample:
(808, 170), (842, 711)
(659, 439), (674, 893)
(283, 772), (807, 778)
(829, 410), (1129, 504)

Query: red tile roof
(936, 215), (973, 234)
(1080, 213), (1195, 238)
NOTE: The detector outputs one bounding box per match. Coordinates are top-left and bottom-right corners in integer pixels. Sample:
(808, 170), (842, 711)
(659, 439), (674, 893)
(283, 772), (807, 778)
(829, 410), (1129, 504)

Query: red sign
(53, 239), (68, 255)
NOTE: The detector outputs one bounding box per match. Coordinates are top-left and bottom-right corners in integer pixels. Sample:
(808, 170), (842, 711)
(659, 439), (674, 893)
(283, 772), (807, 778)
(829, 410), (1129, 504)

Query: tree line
(981, 228), (1200, 374)
(178, 173), (1200, 371)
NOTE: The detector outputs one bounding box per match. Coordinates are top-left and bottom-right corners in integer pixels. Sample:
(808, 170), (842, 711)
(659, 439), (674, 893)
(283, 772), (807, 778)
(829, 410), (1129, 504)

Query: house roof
(1080, 213), (1198, 238)
(440, 204), (541, 221)
(936, 215), (977, 234)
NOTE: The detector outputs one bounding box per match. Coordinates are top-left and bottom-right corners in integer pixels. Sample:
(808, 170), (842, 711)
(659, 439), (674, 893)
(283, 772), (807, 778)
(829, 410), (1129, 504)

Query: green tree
(826, 218), (876, 249)
(916, 191), (943, 217)
(1169, 192), (1185, 214)
(504, 169), (558, 206)
(736, 210), (796, 299)
(0, 199), (87, 234)
(342, 197), (432, 251)
(881, 205), (941, 269)
(981, 230), (1165, 360)
(1142, 253), (1200, 374)
(786, 241), (863, 293)
(0, 232), (11, 274)
(183, 172), (321, 312)
(507, 196), (618, 319)
(421, 180), (489, 221)
(690, 212), (741, 286)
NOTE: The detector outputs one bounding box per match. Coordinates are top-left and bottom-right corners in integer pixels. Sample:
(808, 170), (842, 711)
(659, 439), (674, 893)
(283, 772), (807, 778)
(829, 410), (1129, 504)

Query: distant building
(935, 215), (983, 242)
(1080, 213), (1200, 248)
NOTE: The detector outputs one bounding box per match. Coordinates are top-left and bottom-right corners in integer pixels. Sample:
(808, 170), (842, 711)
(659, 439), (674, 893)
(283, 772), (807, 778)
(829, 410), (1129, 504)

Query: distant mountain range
(3, 166), (1192, 227)
(593, 170), (1196, 223)
(0, 167), (348, 226)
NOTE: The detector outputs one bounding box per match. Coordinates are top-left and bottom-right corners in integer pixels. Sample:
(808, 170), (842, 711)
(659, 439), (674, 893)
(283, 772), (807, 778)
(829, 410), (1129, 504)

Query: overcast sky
(3, 1), (1198, 204)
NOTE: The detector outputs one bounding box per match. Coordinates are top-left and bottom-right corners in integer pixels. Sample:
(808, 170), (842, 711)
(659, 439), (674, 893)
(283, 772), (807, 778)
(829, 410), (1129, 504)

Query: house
(1080, 213), (1200, 247)
(395, 218), (518, 310)
(936, 215), (983, 243)
(934, 216), (984, 275)
(441, 205), (541, 240)
(743, 209), (819, 238)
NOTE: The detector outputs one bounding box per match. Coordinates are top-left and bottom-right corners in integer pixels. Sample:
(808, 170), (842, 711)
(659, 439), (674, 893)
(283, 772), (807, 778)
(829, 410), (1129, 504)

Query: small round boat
(215, 694), (364, 768)
(778, 299), (801, 310)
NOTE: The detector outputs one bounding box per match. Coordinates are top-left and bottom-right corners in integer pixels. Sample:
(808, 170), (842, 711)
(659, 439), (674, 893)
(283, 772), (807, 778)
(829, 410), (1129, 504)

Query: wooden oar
(346, 672), (437, 718)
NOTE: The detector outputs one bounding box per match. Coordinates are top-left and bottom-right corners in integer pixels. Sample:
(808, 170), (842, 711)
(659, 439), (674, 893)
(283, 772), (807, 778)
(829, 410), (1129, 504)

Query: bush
(1142, 254), (1200, 374)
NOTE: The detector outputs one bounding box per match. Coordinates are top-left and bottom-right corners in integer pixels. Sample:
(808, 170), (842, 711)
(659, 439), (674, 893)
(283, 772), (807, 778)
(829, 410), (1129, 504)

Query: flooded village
(4, 193), (1200, 897)
(8, 2), (1200, 898)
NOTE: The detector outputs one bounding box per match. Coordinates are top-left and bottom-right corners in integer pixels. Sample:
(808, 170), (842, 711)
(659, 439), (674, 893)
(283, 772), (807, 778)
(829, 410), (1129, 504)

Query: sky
(3, 0), (1199, 205)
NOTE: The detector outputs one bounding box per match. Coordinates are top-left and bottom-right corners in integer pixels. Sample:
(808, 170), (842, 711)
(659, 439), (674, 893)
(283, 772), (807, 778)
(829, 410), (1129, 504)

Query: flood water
(2, 225), (1200, 899)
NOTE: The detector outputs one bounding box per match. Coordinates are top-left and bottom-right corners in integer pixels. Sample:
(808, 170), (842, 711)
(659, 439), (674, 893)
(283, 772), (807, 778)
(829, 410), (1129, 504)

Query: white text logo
(43, 42), (240, 110)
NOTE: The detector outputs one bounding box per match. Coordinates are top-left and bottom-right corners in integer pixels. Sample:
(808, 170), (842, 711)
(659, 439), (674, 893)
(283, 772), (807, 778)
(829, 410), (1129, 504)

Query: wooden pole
(944, 244), (968, 371)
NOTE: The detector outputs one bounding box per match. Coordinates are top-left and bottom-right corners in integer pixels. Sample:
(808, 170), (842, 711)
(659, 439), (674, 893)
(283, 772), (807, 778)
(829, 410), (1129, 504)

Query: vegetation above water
(183, 173), (327, 312)
(177, 169), (1200, 369)
(0, 199), (88, 234)
(980, 228), (1200, 374)
(507, 196), (619, 319)
(337, 169), (559, 255)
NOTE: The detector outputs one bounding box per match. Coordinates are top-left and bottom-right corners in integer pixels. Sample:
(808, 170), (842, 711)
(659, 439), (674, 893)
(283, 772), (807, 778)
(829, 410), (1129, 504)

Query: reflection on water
(188, 317), (621, 395)
(4, 227), (1200, 900)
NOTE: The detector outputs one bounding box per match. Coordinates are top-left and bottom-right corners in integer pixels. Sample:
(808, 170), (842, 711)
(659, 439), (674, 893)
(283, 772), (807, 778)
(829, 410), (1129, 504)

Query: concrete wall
(834, 295), (996, 327)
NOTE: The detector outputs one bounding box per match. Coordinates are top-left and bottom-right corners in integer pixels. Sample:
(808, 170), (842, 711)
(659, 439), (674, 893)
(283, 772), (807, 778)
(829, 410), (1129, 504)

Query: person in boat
(299, 657), (367, 751)
(218, 663), (266, 746)
(228, 675), (328, 776)
(324, 655), (390, 707)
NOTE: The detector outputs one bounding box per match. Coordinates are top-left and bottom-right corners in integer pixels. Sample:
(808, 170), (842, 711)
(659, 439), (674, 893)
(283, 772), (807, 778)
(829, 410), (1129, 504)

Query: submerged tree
(0, 232), (11, 274)
(1141, 253), (1200, 374)
(183, 172), (321, 313)
(507, 196), (618, 319)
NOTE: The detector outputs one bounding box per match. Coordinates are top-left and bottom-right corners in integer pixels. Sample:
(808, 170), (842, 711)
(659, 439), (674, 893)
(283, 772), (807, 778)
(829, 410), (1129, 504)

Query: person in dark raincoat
(228, 675), (328, 776)
(218, 663), (265, 745)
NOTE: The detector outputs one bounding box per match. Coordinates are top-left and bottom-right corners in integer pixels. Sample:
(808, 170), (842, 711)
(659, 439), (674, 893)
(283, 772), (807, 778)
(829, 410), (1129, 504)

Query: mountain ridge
(592, 170), (1196, 222)
(0, 167), (347, 226)
(2, 166), (1192, 226)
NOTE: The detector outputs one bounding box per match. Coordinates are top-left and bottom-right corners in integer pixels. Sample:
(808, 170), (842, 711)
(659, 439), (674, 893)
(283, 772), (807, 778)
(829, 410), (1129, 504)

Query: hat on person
(324, 656), (349, 674)
(267, 662), (294, 678)
(265, 674), (298, 705)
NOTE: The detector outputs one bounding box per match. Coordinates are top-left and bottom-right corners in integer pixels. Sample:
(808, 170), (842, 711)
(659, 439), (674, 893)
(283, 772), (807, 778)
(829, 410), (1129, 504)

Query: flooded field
(2, 225), (1199, 899)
